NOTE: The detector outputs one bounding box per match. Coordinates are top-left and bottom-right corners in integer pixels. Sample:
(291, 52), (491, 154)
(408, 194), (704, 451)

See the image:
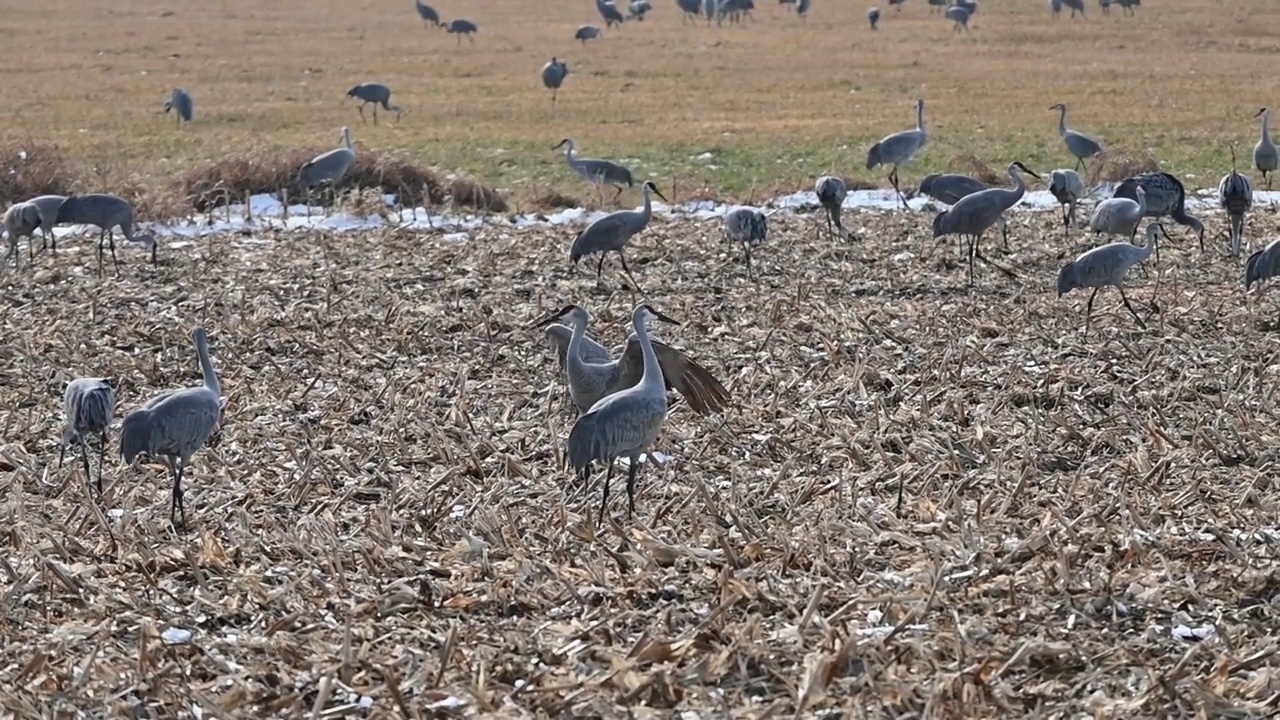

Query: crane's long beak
(527, 305), (574, 329)
(652, 189), (669, 203)
(646, 306), (681, 325)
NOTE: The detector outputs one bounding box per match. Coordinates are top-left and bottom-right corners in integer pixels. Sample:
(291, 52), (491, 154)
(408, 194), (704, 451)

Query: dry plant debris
(0, 206), (1278, 718)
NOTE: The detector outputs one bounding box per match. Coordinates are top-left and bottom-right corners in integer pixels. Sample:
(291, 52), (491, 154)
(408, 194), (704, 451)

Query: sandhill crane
(1089, 186), (1145, 245)
(576, 24), (601, 43)
(629, 0), (653, 20)
(162, 88), (193, 125)
(55, 194), (158, 276)
(346, 83), (401, 125)
(954, 0), (977, 14)
(299, 127), (357, 200)
(720, 0), (756, 22)
(704, 0), (722, 25)
(1063, 0), (1086, 16)
(533, 304), (731, 416)
(443, 19), (478, 45)
(1050, 104), (1103, 171)
(569, 181), (666, 289)
(868, 6), (880, 28)
(867, 98), (927, 210)
(415, 0), (441, 25)
(796, 0), (810, 19)
(3, 202), (42, 269)
(542, 58), (569, 103)
(931, 161), (1039, 285)
(1058, 223), (1162, 333)
(597, 0), (626, 27)
(59, 377), (116, 494)
(1245, 238), (1280, 292)
(566, 303), (678, 524)
(120, 327), (224, 529)
(918, 173), (1010, 247)
(1112, 172), (1205, 251)
(1254, 108), (1277, 189)
(779, 0), (796, 8)
(815, 176), (848, 241)
(1048, 168), (1086, 237)
(24, 195), (67, 255)
(677, 0), (701, 22)
(1219, 150), (1253, 257)
(1116, 0), (1138, 15)
(553, 138), (634, 204)
(946, 5), (971, 31)
(724, 206), (768, 277)
(1050, 0), (1062, 16)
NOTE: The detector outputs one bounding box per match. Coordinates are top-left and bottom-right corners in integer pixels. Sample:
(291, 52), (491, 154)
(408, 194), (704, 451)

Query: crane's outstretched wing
(614, 335), (732, 415)
(543, 324), (613, 370)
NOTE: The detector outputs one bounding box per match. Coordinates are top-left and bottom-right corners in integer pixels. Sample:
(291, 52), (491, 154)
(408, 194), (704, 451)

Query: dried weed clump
(0, 139), (80, 203)
(1097, 149), (1163, 184)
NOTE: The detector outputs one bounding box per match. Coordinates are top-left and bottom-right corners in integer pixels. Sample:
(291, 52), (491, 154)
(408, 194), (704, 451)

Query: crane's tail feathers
(1245, 250), (1264, 290)
(566, 413), (605, 470)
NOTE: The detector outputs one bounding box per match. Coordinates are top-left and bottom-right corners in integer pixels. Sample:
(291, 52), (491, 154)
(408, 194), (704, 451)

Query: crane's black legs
(625, 459), (640, 518)
(743, 244), (754, 280)
(358, 104), (367, 125)
(888, 167), (908, 211)
(78, 437), (93, 495)
(1118, 287), (1146, 328)
(169, 460), (188, 529)
(1000, 217), (1010, 250)
(618, 252), (643, 291)
(1085, 288), (1098, 333)
(595, 254), (606, 278)
(108, 231), (119, 273)
(611, 185), (625, 204)
(97, 431), (107, 494)
(598, 462), (614, 525)
(1075, 157), (1084, 172)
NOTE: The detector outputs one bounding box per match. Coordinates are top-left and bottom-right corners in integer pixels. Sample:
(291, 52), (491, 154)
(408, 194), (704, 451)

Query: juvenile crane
(298, 127), (357, 199)
(443, 19), (478, 45)
(1253, 108), (1277, 189)
(120, 327), (224, 529)
(533, 303), (731, 415)
(814, 175), (848, 241)
(597, 0), (626, 27)
(1057, 223), (1162, 333)
(569, 181), (667, 289)
(918, 173), (1009, 247)
(1050, 103), (1103, 171)
(162, 88), (194, 125)
(346, 83), (401, 125)
(1112, 171), (1205, 251)
(866, 98), (928, 210)
(3, 202), (42, 269)
(946, 4), (971, 32)
(55, 194), (158, 276)
(1089, 185), (1145, 244)
(1245, 238), (1280, 292)
(1048, 168), (1086, 237)
(575, 24), (601, 43)
(542, 58), (569, 103)
(59, 377), (116, 494)
(723, 206), (769, 277)
(553, 138), (634, 203)
(1219, 149), (1253, 257)
(931, 161), (1039, 285)
(415, 0), (441, 25)
(868, 6), (880, 29)
(566, 303), (679, 524)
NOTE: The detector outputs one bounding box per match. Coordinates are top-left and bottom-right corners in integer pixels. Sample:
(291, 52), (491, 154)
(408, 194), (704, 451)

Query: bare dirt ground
(1, 203), (1278, 718)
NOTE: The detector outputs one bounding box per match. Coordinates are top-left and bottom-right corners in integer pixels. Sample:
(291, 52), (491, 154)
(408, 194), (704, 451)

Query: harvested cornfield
(0, 205), (1277, 718)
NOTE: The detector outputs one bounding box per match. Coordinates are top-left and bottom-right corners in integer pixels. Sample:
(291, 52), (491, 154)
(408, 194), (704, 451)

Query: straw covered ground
(1, 203), (1279, 718)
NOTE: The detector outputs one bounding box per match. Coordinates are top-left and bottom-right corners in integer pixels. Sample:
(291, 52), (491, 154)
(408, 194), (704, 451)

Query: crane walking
(814, 176), (849, 241)
(1057, 223), (1162, 333)
(1089, 186), (1145, 244)
(723, 206), (768, 277)
(1219, 148), (1254, 257)
(59, 377), (117, 494)
(55, 194), (158, 276)
(1254, 108), (1277, 190)
(1050, 103), (1103, 171)
(120, 327), (225, 529)
(931, 161), (1039, 285)
(866, 98), (928, 210)
(569, 181), (667, 289)
(163, 88), (194, 125)
(346, 83), (401, 125)
(553, 138), (634, 204)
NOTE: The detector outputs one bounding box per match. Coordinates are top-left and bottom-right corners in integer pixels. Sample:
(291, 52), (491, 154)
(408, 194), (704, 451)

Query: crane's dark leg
(373, 104), (379, 126)
(78, 437), (92, 495)
(889, 167), (907, 210)
(95, 232), (105, 277)
(744, 243), (754, 279)
(58, 436), (69, 469)
(108, 231), (119, 273)
(598, 462), (614, 525)
(967, 235), (977, 286)
(625, 457), (640, 518)
(358, 104), (367, 125)
(1084, 288), (1098, 334)
(1075, 157), (1083, 172)
(595, 253), (606, 278)
(611, 184), (625, 203)
(171, 460), (187, 529)
(1000, 216), (1010, 250)
(619, 252), (643, 291)
(1118, 287), (1146, 328)
(97, 431), (107, 495)
(468, 33), (475, 46)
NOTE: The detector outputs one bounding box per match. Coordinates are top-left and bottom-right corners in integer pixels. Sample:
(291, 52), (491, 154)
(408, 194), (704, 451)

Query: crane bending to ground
(1111, 171), (1204, 251)
(3, 202), (43, 270)
(814, 176), (848, 241)
(59, 377), (117, 495)
(866, 98), (927, 211)
(163, 88), (193, 125)
(415, 0), (440, 26)
(1245, 238), (1280, 293)
(443, 19), (478, 45)
(1047, 168), (1086, 239)
(566, 303), (679, 524)
(569, 181), (667, 290)
(533, 304), (731, 415)
(299, 127), (357, 206)
(120, 327), (225, 529)
(1089, 186), (1145, 244)
(575, 25), (601, 43)
(55, 194), (158, 276)
(1254, 108), (1277, 190)
(346, 83), (401, 125)
(931, 161), (1039, 285)
(918, 173), (1010, 247)
(553, 138), (634, 204)
(1058, 223), (1162, 333)
(1050, 103), (1103, 171)
(1219, 148), (1253, 257)
(723, 206), (769, 277)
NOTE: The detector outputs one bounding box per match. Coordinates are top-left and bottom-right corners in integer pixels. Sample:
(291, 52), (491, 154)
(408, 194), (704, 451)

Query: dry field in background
(1, 202), (1279, 716)
(2, 0), (1280, 207)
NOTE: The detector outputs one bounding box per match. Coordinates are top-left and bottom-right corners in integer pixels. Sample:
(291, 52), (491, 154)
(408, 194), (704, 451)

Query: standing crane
(1098, 0), (1110, 14)
(1245, 238), (1280, 292)
(814, 176), (848, 241)
(931, 161), (1039, 285)
(1050, 103), (1104, 171)
(1048, 168), (1086, 238)
(1050, 0), (1062, 16)
(162, 88), (193, 125)
(55, 194), (158, 276)
(120, 327), (224, 529)
(1089, 185), (1145, 245)
(59, 377), (116, 494)
(723, 206), (769, 277)
(1111, 172), (1205, 251)
(677, 0), (702, 22)
(576, 25), (602, 43)
(566, 304), (679, 524)
(597, 0), (627, 27)
(553, 138), (634, 204)
(541, 58), (569, 103)
(3, 202), (43, 269)
(1063, 0), (1086, 16)
(946, 4), (971, 31)
(298, 127), (357, 205)
(868, 6), (880, 28)
(1057, 223), (1162, 333)
(1219, 149), (1253, 257)
(866, 98), (927, 210)
(532, 303), (731, 415)
(443, 19), (478, 45)
(1253, 108), (1277, 190)
(23, 195), (67, 255)
(569, 181), (667, 289)
(918, 173), (1010, 247)
(415, 0), (441, 26)
(1116, 0), (1138, 16)
(346, 83), (401, 125)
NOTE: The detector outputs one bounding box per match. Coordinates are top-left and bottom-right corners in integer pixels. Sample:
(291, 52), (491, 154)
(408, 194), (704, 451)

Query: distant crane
(59, 377), (116, 494)
(1063, 0), (1086, 16)
(723, 206), (769, 277)
(705, 0), (721, 25)
(1089, 186), (1145, 244)
(1253, 108), (1277, 189)
(796, 0), (810, 19)
(813, 176), (849, 241)
(1116, 0), (1138, 16)
(917, 173), (1010, 247)
(298, 127), (357, 202)
(1219, 148), (1253, 257)
(1050, 103), (1103, 171)
(414, 0), (441, 25)
(677, 0), (702, 22)
(866, 98), (928, 210)
(931, 161), (1039, 285)
(443, 19), (478, 45)
(628, 0), (653, 20)
(576, 24), (602, 43)
(1245, 238), (1280, 292)
(55, 194), (158, 276)
(532, 303), (731, 415)
(120, 327), (224, 529)
(597, 0), (626, 27)
(1112, 172), (1205, 251)
(1057, 223), (1162, 333)
(566, 304), (679, 524)
(553, 138), (635, 204)
(1047, 168), (1086, 238)
(868, 6), (880, 28)
(946, 5), (971, 32)
(542, 58), (569, 103)
(162, 88), (193, 125)
(569, 181), (667, 289)
(346, 83), (401, 125)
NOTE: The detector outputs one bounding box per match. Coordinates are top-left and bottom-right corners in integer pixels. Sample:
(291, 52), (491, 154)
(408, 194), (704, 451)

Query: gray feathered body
(597, 0), (626, 26)
(1254, 111), (1277, 176)
(815, 176), (847, 238)
(919, 173), (989, 205)
(946, 5), (970, 29)
(347, 83), (400, 122)
(1116, 0), (1138, 14)
(571, 206), (650, 261)
(1050, 0), (1062, 16)
(567, 389), (666, 473)
(1219, 169), (1253, 257)
(120, 387), (221, 468)
(63, 378), (116, 443)
(1053, 105), (1102, 165)
(677, 0), (701, 21)
(1063, 0), (1084, 14)
(163, 88), (194, 123)
(1058, 234), (1153, 297)
(1113, 172), (1204, 243)
(1246, 239), (1280, 290)
(955, 0), (977, 13)
(562, 142), (633, 189)
(415, 0), (441, 25)
(542, 58), (568, 92)
(866, 127), (926, 170)
(868, 7), (880, 28)
(299, 128), (356, 190)
(576, 25), (601, 42)
(926, 0), (945, 10)
(724, 207), (767, 247)
(56, 193), (158, 265)
(628, 0), (652, 20)
(1088, 190), (1144, 240)
(933, 183), (1024, 239)
(796, 0), (810, 17)
(444, 19), (478, 41)
(1048, 168), (1086, 229)
(4, 202), (42, 261)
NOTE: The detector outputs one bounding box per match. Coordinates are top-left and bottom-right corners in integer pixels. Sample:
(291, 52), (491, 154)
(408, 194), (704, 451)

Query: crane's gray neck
(565, 313), (589, 374)
(195, 333), (221, 397)
(1057, 106), (1068, 137)
(1134, 189), (1146, 214)
(1262, 111), (1272, 143)
(915, 101), (925, 131)
(342, 129), (353, 150)
(633, 311), (663, 390)
(563, 141), (576, 161)
(1004, 166), (1028, 202)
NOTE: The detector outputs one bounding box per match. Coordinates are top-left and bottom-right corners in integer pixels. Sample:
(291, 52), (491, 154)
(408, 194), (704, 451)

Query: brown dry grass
(1, 203), (1279, 717)
(3, 0), (1280, 207)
